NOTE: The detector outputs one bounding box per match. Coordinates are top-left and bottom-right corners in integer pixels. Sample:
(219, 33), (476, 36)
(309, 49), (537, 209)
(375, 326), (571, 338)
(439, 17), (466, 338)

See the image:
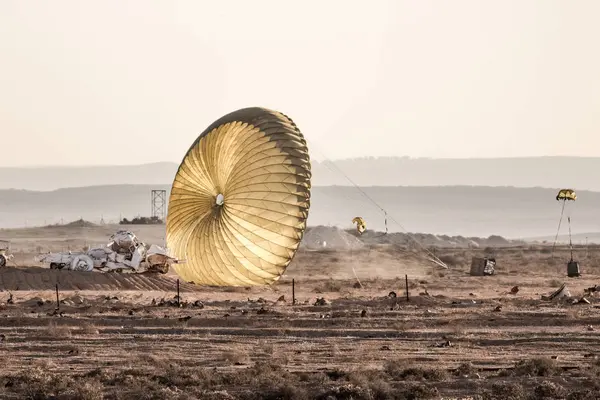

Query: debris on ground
(0, 240), (14, 268)
(256, 307), (268, 315)
(572, 297), (590, 305)
(37, 230), (182, 274)
(510, 286), (519, 294)
(541, 283), (571, 301)
(314, 297), (330, 306)
(432, 340), (452, 348)
(470, 256), (496, 276)
(584, 285), (600, 296)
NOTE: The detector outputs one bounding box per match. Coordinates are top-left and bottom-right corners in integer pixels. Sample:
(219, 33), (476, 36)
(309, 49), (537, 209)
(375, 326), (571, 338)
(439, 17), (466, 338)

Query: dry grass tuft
(44, 322), (72, 338)
(74, 322), (99, 335)
(222, 350), (250, 365)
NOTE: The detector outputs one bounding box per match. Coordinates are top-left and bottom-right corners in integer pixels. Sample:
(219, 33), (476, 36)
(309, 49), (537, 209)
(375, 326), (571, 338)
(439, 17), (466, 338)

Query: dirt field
(0, 225), (599, 399)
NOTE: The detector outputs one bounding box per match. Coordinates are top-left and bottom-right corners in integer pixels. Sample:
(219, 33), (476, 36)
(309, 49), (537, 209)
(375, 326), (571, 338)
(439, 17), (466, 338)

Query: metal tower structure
(151, 190), (167, 223)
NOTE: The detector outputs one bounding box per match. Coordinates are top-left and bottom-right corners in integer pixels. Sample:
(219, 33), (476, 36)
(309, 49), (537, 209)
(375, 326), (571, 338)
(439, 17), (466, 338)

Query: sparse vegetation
(0, 226), (599, 398)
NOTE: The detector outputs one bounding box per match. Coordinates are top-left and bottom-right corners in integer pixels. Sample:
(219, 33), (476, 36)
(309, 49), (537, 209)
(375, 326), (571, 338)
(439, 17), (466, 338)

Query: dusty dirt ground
(0, 225), (599, 399)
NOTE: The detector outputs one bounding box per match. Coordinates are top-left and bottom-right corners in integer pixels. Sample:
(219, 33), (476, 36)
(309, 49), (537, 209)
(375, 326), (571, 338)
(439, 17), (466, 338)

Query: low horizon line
(0, 183), (594, 193)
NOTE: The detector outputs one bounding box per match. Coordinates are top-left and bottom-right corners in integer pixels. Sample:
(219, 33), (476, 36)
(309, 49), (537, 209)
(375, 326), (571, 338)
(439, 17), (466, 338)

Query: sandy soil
(0, 225), (598, 399)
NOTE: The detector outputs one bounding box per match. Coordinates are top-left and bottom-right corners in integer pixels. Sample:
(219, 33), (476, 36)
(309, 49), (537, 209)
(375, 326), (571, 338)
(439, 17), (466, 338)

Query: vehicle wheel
(70, 255), (94, 272)
(0, 255), (6, 268)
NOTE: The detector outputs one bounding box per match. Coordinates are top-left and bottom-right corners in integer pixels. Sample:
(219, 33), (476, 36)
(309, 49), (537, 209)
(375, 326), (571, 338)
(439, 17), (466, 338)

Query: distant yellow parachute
(552, 188), (577, 255)
(556, 189), (577, 202)
(166, 107), (311, 287)
(352, 216), (366, 234)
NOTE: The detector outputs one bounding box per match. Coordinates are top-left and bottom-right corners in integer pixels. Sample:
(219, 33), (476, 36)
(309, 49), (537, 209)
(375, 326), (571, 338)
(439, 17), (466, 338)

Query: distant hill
(1, 184), (598, 240)
(0, 162), (178, 191)
(0, 156), (599, 191)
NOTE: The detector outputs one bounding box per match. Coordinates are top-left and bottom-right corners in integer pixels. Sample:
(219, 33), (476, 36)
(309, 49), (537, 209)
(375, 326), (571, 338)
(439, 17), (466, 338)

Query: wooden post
(292, 279), (296, 305)
(176, 279), (180, 307)
(405, 274), (409, 302)
(55, 283), (60, 310)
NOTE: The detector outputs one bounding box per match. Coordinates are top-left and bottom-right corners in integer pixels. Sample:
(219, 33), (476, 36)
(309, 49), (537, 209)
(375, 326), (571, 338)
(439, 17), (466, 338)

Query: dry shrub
(533, 381), (566, 399)
(567, 389), (599, 400)
(513, 357), (558, 377)
(2, 367), (103, 400)
(240, 383), (309, 400)
(455, 362), (477, 376)
(395, 383), (440, 399)
(383, 362), (448, 381)
(481, 382), (527, 400)
(315, 384), (372, 400)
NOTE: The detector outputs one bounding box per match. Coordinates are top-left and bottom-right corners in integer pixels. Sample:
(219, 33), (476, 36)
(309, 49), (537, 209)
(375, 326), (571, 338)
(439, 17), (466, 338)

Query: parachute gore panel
(166, 107), (311, 286)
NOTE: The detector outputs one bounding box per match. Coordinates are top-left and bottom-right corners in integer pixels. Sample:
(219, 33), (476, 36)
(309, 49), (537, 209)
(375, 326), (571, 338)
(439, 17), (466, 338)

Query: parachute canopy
(166, 107), (312, 287)
(352, 216), (366, 234)
(556, 189), (577, 202)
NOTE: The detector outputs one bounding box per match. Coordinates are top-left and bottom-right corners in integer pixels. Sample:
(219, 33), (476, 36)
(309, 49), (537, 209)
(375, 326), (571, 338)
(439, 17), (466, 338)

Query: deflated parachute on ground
(352, 216), (366, 234)
(166, 107), (312, 287)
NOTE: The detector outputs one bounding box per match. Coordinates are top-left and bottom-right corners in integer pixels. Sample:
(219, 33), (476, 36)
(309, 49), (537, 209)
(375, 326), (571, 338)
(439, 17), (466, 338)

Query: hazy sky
(1, 0), (599, 166)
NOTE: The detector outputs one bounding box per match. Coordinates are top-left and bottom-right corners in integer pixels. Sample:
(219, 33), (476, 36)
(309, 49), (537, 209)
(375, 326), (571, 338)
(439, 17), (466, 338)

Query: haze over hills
(1, 184), (598, 240)
(0, 156), (596, 191)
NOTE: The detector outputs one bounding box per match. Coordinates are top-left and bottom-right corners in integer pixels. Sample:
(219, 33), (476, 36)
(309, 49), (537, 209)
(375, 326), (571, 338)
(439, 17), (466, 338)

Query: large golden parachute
(166, 107), (311, 286)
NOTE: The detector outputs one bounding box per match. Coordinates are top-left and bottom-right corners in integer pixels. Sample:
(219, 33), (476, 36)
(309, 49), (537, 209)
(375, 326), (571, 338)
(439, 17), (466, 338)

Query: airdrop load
(37, 230), (181, 274)
(0, 240), (14, 268)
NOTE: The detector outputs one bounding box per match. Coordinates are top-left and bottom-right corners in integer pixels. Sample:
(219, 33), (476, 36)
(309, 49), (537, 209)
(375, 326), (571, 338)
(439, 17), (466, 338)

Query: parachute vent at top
(166, 107), (312, 287)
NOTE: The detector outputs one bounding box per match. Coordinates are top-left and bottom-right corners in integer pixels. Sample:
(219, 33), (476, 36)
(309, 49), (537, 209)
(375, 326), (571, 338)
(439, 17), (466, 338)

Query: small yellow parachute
(556, 189), (577, 202)
(352, 216), (366, 235)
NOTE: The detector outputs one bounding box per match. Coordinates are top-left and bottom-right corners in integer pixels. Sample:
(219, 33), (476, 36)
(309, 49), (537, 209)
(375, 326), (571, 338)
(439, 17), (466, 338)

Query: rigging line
(306, 139), (447, 268)
(551, 200), (566, 257)
(311, 145), (389, 238)
(568, 216), (573, 261)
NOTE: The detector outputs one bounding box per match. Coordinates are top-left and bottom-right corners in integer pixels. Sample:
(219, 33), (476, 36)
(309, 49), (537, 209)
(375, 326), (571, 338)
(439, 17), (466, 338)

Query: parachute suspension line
(384, 211), (388, 234)
(568, 216), (573, 261)
(306, 140), (448, 269)
(551, 200), (566, 257)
